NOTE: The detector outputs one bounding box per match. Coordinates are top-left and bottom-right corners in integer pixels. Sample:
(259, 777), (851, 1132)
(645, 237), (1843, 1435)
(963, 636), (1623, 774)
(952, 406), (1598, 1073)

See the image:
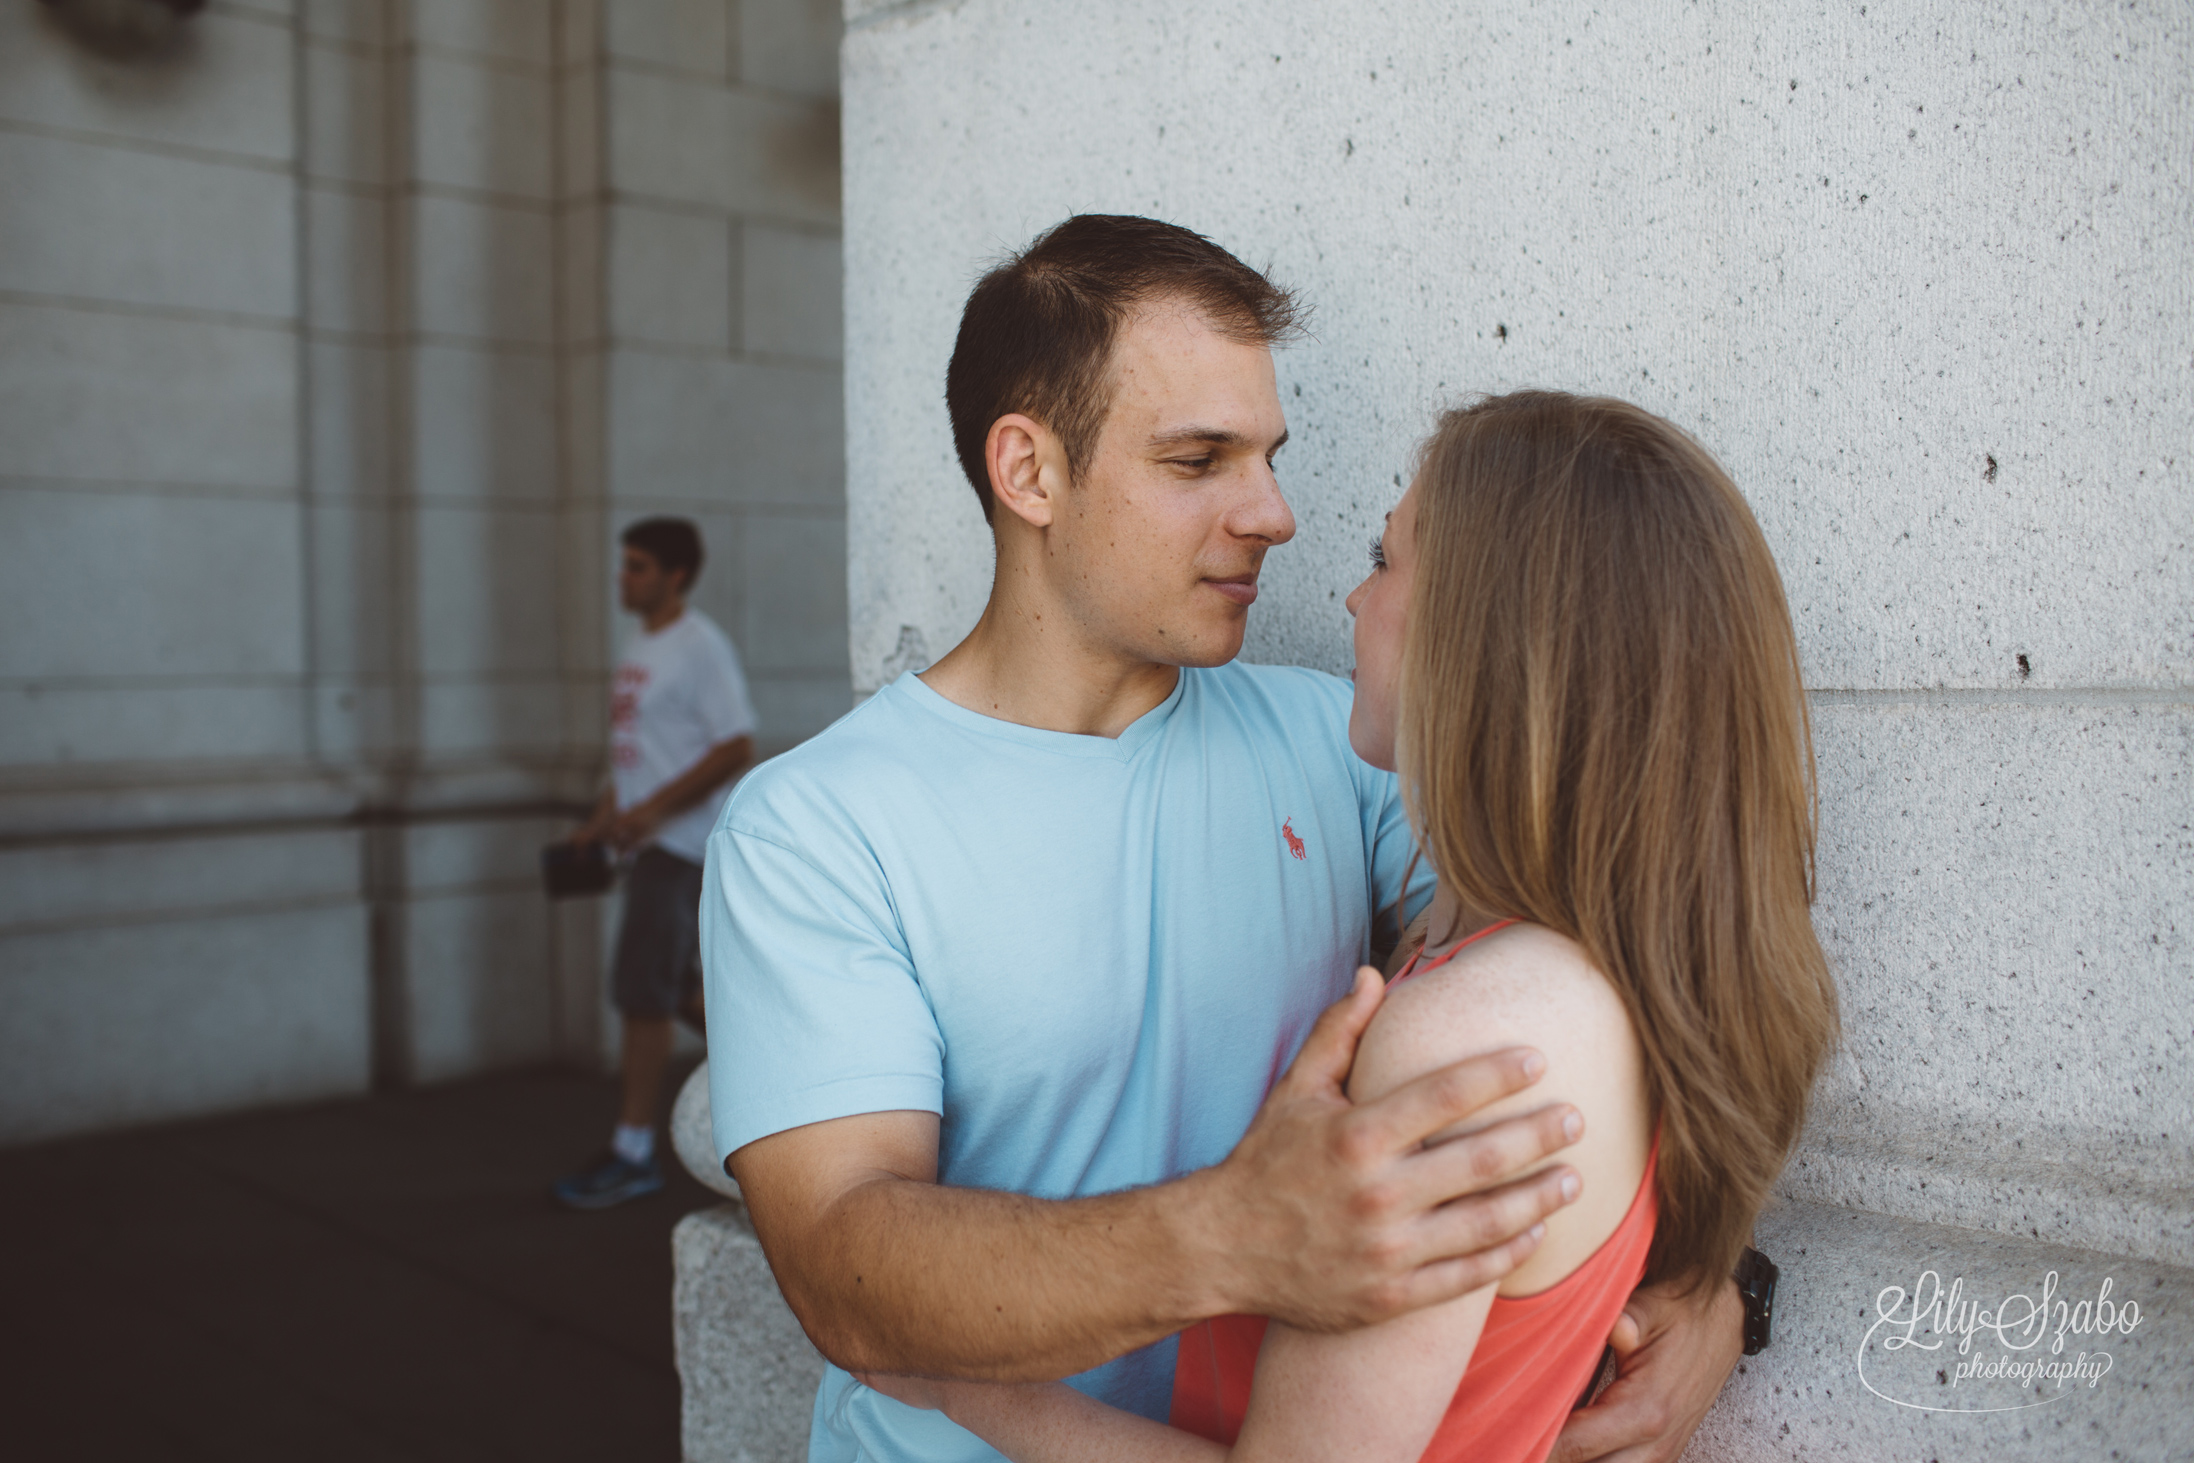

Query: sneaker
(554, 1152), (664, 1210)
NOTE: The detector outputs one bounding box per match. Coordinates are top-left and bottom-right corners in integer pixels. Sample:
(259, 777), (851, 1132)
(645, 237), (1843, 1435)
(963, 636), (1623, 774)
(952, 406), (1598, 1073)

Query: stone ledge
(672, 1062), (742, 1201)
(674, 1204), (825, 1463)
(1689, 1202), (2191, 1462)
(670, 1193), (2193, 1462)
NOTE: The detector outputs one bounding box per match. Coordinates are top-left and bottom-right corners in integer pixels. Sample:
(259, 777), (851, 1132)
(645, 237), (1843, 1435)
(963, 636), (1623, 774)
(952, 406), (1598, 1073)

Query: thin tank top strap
(1394, 917), (1521, 984)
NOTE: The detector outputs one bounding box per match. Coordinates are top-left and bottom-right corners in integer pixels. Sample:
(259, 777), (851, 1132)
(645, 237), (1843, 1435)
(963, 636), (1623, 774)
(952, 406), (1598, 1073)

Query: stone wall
(840, 0), (2190, 1255)
(0, 0), (850, 1144)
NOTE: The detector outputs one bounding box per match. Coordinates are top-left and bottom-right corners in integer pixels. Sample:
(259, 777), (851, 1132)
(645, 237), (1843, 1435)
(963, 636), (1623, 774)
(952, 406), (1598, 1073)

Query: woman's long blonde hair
(1402, 391), (1839, 1288)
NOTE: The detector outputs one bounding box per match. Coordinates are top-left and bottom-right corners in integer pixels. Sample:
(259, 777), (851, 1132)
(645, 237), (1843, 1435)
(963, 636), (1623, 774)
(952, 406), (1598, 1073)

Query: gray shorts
(611, 846), (705, 1020)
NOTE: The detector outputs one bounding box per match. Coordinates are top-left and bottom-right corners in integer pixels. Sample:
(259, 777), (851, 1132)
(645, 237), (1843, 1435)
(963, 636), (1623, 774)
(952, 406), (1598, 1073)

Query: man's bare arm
(610, 734), (753, 846)
(573, 786), (618, 846)
(732, 968), (1585, 1380)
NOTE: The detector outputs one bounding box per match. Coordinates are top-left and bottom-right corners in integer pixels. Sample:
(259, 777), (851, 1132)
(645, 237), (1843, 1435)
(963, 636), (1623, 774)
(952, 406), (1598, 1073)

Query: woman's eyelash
(1368, 536), (1387, 569)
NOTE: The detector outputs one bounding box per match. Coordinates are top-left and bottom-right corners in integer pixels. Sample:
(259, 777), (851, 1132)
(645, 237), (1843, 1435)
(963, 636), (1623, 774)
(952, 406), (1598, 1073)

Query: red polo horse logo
(1282, 818), (1307, 861)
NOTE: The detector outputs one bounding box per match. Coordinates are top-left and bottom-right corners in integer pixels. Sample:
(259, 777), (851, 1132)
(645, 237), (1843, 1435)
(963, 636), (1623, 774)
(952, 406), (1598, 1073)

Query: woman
(865, 390), (1840, 1462)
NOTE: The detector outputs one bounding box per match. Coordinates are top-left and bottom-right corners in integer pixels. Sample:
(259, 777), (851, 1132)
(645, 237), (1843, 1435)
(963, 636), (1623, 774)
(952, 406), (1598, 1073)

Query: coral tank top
(1171, 921), (1659, 1463)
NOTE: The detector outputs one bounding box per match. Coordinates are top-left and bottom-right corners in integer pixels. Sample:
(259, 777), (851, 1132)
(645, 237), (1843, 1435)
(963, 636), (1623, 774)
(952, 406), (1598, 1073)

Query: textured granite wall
(839, 0), (2192, 1264)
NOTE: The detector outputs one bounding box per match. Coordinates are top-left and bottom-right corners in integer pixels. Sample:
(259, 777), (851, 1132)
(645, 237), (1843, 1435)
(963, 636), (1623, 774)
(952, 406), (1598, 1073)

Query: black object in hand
(541, 840), (616, 899)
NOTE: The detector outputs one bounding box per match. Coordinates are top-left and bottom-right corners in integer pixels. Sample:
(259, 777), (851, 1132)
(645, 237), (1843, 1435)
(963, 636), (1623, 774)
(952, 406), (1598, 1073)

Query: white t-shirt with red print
(609, 609), (757, 864)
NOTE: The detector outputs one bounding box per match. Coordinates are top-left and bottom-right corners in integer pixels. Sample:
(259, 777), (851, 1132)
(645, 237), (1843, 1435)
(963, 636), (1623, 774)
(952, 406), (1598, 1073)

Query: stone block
(606, 0), (732, 78)
(608, 351), (842, 506)
(412, 51), (553, 200)
(605, 65), (732, 208)
(607, 68), (840, 224)
(743, 514), (848, 673)
(402, 884), (558, 1083)
(740, 222), (841, 361)
(609, 203), (734, 352)
(302, 500), (395, 694)
(309, 678), (396, 764)
(1690, 1201), (2191, 1462)
(1790, 697), (2194, 1266)
(721, 86), (842, 228)
(413, 193), (555, 346)
(0, 487), (305, 679)
(558, 201), (610, 353)
(0, 130), (296, 321)
(0, 4), (294, 164)
(552, 34), (605, 197)
(840, 0), (2192, 692)
(0, 683), (307, 769)
(300, 0), (390, 46)
(416, 676), (568, 758)
(0, 826), (359, 937)
(0, 902), (373, 1144)
(304, 38), (388, 186)
(306, 186), (391, 335)
(403, 814), (565, 895)
(0, 301), (297, 490)
(740, 0), (841, 99)
(308, 339), (392, 499)
(673, 1204), (826, 1463)
(411, 341), (557, 501)
(410, 0), (554, 66)
(412, 501), (564, 676)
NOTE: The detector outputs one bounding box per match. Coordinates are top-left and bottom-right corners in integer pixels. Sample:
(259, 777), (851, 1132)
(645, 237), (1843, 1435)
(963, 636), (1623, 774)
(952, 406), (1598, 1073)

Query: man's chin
(1163, 625), (1249, 670)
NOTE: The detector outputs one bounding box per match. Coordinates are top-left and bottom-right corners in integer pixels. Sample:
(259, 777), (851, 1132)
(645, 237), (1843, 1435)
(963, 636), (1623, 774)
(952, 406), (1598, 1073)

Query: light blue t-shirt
(702, 661), (1430, 1463)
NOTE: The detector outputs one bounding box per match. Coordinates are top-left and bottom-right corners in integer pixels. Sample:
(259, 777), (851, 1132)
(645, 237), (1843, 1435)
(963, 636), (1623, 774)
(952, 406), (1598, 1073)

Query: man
(557, 517), (756, 1209)
(704, 217), (1745, 1461)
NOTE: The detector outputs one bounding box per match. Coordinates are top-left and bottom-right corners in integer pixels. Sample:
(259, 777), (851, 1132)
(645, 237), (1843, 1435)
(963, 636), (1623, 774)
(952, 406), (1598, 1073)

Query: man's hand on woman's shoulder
(1192, 966), (1587, 1331)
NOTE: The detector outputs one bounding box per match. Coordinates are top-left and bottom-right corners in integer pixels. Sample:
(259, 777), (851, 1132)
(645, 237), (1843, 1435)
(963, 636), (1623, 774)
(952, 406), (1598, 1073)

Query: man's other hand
(1550, 1274), (1744, 1463)
(1201, 966), (1585, 1332)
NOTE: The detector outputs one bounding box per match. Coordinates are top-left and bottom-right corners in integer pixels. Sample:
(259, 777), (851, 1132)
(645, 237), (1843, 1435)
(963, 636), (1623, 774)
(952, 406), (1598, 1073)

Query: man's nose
(1234, 460), (1296, 545)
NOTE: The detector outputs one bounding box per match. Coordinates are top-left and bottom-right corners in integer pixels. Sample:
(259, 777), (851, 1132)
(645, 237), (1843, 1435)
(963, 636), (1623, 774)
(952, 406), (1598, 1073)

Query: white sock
(612, 1123), (655, 1165)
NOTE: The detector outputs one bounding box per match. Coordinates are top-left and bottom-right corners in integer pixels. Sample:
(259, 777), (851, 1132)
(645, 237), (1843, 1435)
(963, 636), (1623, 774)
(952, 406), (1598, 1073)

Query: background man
(701, 216), (1692, 1463)
(557, 518), (756, 1209)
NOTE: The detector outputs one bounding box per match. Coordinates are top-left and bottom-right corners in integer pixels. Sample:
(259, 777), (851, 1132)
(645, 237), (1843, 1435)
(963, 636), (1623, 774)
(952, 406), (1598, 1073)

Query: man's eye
(1368, 536), (1387, 570)
(1171, 457), (1214, 472)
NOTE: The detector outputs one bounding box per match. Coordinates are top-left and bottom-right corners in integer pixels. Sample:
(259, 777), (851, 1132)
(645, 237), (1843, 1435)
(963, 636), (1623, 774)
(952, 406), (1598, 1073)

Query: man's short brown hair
(944, 215), (1303, 522)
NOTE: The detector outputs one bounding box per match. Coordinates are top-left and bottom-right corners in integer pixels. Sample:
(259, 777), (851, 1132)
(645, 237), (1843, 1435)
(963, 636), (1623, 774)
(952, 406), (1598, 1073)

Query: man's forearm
(754, 1168), (1231, 1381)
(736, 998), (1580, 1385)
(638, 736), (752, 823)
(575, 787), (617, 840)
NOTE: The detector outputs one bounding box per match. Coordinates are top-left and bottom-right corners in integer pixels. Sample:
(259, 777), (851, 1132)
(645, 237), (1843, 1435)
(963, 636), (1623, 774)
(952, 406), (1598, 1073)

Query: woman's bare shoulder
(1353, 924), (1634, 1106)
(1351, 924), (1651, 1293)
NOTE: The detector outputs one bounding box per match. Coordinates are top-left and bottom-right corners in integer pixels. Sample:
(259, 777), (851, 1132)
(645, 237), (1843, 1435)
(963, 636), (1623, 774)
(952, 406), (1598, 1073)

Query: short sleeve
(690, 629), (758, 744)
(700, 819), (944, 1164)
(1359, 761), (1435, 938)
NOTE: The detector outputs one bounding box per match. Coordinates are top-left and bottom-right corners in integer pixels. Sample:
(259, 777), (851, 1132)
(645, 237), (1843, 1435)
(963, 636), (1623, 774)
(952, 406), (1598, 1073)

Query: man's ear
(986, 413), (1065, 529)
